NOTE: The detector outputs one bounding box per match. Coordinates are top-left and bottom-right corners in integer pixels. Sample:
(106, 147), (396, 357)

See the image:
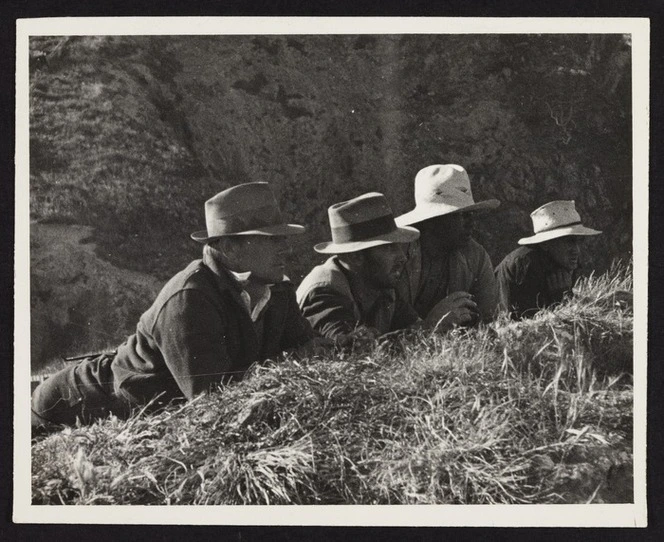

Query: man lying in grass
(395, 164), (501, 326)
(495, 200), (602, 319)
(32, 182), (330, 431)
(297, 192), (476, 348)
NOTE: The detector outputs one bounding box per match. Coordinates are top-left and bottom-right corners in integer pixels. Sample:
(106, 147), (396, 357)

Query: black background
(1, 0), (662, 540)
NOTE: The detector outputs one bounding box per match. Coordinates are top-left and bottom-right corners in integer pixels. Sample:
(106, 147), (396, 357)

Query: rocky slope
(30, 223), (161, 370)
(28, 34), (632, 369)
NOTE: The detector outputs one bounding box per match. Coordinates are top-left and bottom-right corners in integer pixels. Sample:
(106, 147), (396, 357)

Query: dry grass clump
(498, 261), (633, 384)
(32, 263), (634, 505)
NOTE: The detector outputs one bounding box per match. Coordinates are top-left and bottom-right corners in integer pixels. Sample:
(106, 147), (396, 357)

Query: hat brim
(395, 199), (500, 227)
(518, 224), (602, 245)
(314, 226), (420, 254)
(191, 223), (305, 243)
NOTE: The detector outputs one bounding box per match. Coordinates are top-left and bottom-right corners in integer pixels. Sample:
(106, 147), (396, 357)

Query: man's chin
(454, 236), (473, 249)
(391, 266), (405, 280)
(252, 270), (285, 283)
(372, 275), (400, 289)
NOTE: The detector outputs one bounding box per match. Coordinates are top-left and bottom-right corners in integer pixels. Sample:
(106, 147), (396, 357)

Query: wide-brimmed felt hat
(395, 164), (500, 227)
(315, 192), (420, 254)
(191, 182), (305, 243)
(518, 200), (601, 245)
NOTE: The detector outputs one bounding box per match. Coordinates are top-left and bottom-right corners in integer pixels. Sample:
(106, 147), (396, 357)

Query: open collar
(203, 247), (277, 321)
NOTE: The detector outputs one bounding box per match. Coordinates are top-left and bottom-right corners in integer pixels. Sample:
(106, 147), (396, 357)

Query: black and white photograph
(14, 17), (648, 526)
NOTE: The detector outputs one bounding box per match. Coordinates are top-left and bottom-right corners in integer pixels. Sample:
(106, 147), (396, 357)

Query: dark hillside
(29, 34), (632, 369)
(163, 34), (632, 277)
(30, 36), (215, 279)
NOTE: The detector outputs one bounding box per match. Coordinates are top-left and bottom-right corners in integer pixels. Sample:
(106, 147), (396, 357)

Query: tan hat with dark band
(315, 192), (419, 254)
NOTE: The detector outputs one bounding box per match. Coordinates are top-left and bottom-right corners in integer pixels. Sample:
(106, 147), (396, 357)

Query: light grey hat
(518, 200), (601, 245)
(191, 182), (305, 243)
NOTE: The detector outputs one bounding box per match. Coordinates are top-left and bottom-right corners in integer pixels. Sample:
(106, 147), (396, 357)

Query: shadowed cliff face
(28, 35), (632, 368)
(164, 34), (631, 280)
(30, 224), (161, 370)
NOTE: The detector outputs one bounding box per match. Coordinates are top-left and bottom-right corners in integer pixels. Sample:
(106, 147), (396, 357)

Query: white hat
(395, 164), (500, 227)
(518, 200), (601, 245)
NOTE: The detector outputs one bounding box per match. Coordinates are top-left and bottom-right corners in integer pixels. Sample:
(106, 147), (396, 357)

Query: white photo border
(14, 16), (649, 527)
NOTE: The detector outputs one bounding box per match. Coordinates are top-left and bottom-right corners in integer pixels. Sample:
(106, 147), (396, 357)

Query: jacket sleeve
(471, 247), (500, 322)
(495, 259), (515, 316)
(398, 240), (421, 308)
(279, 284), (317, 351)
(495, 253), (541, 319)
(151, 289), (232, 399)
(299, 286), (358, 339)
(391, 289), (421, 331)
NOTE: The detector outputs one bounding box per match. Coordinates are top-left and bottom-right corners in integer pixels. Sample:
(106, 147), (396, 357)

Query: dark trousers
(31, 353), (133, 429)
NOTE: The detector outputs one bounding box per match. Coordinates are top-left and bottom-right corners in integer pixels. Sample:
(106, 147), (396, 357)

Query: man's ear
(222, 237), (245, 259)
(538, 240), (551, 255)
(339, 251), (364, 269)
(209, 238), (232, 259)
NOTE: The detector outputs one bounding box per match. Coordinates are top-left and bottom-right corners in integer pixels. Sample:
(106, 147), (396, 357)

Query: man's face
(419, 211), (476, 249)
(223, 235), (292, 282)
(360, 243), (408, 289)
(540, 236), (582, 271)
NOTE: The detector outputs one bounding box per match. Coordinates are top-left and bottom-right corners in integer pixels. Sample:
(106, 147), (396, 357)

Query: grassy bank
(31, 264), (633, 505)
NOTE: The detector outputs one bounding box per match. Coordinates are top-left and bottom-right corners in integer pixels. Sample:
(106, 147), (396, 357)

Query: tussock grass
(32, 263), (634, 505)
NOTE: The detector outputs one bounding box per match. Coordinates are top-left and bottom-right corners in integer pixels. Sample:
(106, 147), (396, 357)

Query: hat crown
(530, 200), (582, 234)
(327, 192), (398, 244)
(414, 164), (475, 208)
(328, 192), (392, 227)
(517, 199), (600, 245)
(395, 164), (500, 227)
(204, 182), (284, 236)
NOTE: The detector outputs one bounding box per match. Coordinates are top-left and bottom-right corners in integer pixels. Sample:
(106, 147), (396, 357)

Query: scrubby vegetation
(29, 34), (633, 280)
(29, 34), (633, 370)
(31, 263), (633, 505)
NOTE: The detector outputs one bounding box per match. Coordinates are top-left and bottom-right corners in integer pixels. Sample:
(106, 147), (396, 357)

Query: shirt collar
(203, 245), (286, 287)
(203, 246), (278, 321)
(230, 270), (254, 284)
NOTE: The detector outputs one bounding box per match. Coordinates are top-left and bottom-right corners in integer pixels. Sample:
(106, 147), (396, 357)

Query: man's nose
(277, 239), (291, 255)
(392, 245), (407, 264)
(569, 240), (580, 254)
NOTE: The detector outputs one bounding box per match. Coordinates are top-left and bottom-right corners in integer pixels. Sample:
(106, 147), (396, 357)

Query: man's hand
(334, 325), (380, 353)
(425, 291), (479, 331)
(293, 336), (335, 359)
(546, 269), (573, 298)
